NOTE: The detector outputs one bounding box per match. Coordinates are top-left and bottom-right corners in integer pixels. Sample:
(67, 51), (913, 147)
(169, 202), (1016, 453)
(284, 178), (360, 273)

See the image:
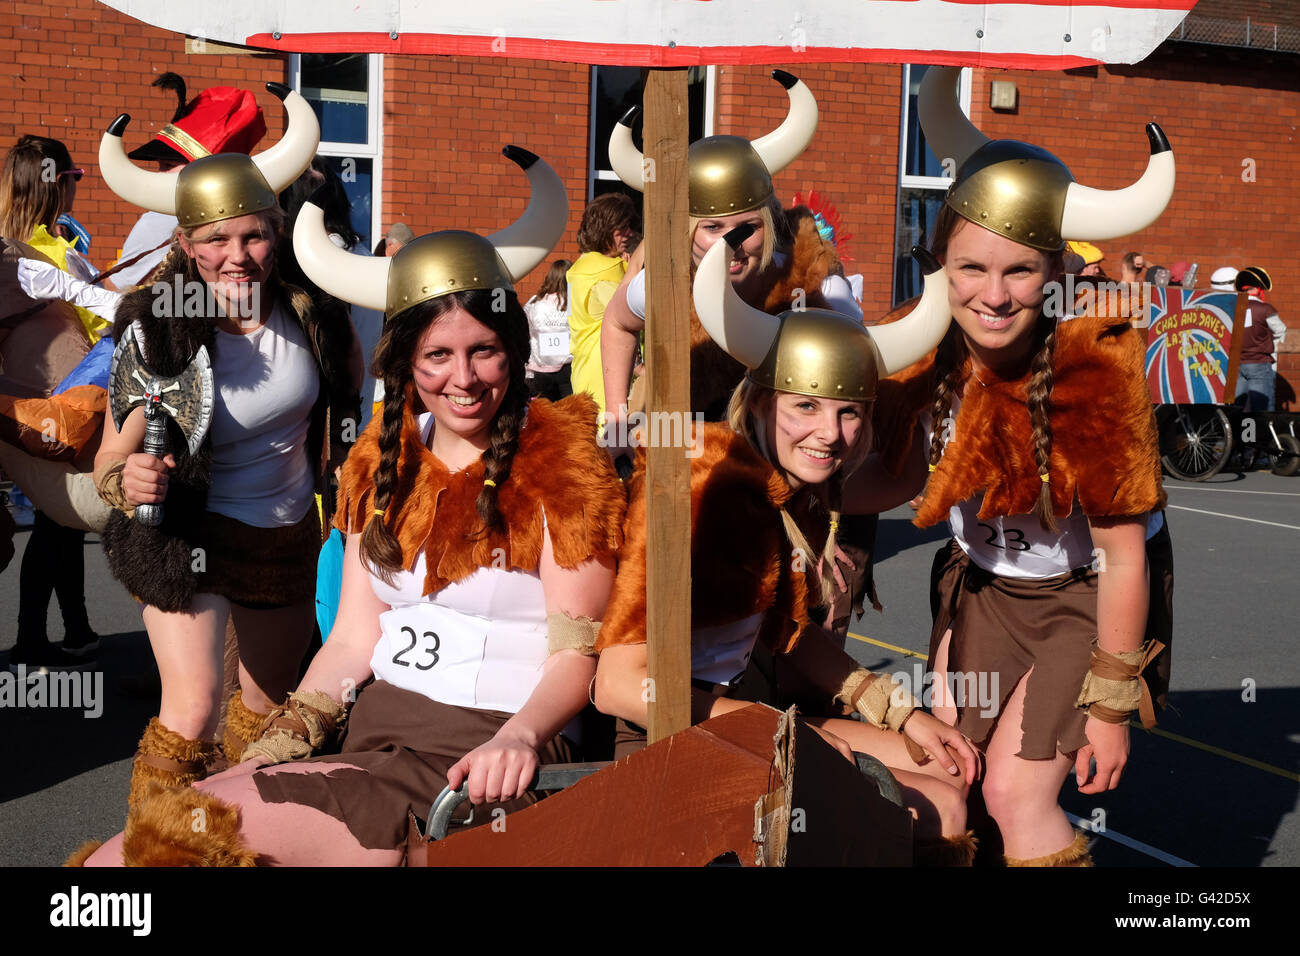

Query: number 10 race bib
(538, 330), (571, 361)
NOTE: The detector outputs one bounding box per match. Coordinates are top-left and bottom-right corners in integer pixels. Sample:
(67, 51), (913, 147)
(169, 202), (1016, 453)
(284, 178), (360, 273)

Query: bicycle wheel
(1271, 434), (1300, 477)
(1161, 406), (1233, 481)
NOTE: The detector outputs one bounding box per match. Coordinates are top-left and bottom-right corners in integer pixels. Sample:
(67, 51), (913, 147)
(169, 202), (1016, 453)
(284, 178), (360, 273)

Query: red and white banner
(100, 0), (1195, 69)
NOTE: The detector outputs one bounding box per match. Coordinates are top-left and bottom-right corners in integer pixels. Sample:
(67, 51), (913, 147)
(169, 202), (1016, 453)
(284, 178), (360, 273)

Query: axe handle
(134, 410), (168, 527)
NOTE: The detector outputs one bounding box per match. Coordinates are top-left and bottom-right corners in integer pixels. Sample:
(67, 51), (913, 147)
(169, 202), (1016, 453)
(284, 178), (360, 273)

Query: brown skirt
(252, 679), (577, 851)
(928, 521), (1174, 760)
(195, 506), (319, 609)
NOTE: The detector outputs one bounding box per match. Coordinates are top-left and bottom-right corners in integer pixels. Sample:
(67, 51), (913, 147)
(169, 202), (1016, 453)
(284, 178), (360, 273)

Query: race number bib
(538, 330), (571, 361)
(371, 602), (547, 713)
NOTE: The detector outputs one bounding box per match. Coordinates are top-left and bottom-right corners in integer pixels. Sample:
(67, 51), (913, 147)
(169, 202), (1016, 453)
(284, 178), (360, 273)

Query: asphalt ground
(1, 466), (1297, 868)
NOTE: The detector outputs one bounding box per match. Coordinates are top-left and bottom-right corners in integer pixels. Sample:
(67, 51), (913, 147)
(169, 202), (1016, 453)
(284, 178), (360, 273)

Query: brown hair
(0, 135), (74, 239)
(576, 193), (641, 255)
(530, 258), (570, 312)
(361, 288), (531, 584)
(926, 203), (1064, 532)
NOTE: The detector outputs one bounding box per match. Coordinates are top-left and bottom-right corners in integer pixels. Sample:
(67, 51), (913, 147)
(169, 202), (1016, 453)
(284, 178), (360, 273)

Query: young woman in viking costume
(893, 67), (1175, 866)
(89, 84), (363, 806)
(594, 228), (982, 864)
(600, 70), (860, 424)
(75, 146), (626, 867)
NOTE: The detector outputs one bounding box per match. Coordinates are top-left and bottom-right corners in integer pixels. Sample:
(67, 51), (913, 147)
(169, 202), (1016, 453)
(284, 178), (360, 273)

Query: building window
(894, 64), (969, 305)
(290, 52), (383, 252)
(588, 66), (714, 203)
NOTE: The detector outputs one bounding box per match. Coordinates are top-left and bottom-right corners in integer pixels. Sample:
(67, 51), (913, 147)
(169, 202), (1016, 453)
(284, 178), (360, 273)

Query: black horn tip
(725, 224), (757, 252)
(770, 69), (799, 90)
(911, 245), (942, 274)
(501, 145), (540, 170)
(617, 106), (641, 128)
(306, 184), (331, 209)
(1145, 123), (1171, 154)
(107, 114), (132, 136)
(265, 82), (292, 101)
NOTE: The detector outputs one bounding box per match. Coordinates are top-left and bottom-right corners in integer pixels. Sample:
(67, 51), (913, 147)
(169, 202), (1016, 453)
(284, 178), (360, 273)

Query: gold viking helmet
(293, 146), (568, 319)
(609, 70), (818, 216)
(917, 66), (1176, 251)
(99, 83), (319, 229)
(693, 225), (952, 401)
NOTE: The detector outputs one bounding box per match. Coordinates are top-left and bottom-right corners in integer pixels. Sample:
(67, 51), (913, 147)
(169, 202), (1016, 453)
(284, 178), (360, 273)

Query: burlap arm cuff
(93, 457), (135, 518)
(836, 669), (919, 733)
(546, 613), (601, 657)
(1075, 640), (1164, 728)
(241, 690), (348, 765)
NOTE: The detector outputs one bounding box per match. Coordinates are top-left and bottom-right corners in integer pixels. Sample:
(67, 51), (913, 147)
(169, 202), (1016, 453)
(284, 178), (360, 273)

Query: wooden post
(642, 67), (692, 742)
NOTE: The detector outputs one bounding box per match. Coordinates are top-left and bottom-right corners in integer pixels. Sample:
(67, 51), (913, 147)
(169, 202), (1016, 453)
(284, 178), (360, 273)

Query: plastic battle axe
(107, 323), (214, 527)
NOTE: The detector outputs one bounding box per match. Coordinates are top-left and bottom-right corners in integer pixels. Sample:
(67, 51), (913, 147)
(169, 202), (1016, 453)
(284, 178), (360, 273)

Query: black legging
(16, 510), (90, 645)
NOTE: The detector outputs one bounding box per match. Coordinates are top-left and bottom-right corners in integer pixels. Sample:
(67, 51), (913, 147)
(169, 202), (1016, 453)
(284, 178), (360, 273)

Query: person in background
(1, 133), (100, 672)
(566, 193), (641, 416)
(524, 258), (573, 401)
(1067, 241), (1105, 278)
(1120, 251), (1146, 284)
(1233, 265), (1286, 416)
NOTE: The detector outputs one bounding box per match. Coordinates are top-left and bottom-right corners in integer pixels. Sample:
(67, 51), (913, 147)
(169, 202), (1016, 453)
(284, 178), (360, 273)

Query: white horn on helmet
(488, 146), (570, 282)
(692, 225), (782, 369)
(1059, 124), (1175, 241)
(750, 70), (819, 176)
(916, 66), (989, 174)
(293, 194), (391, 311)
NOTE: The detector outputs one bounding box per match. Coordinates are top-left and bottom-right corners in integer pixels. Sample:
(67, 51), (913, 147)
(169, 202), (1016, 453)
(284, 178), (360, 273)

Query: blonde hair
(727, 377), (870, 609)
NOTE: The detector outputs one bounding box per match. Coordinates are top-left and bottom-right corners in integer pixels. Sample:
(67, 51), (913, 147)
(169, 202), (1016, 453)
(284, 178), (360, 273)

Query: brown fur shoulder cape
(687, 205), (844, 418)
(597, 422), (809, 657)
(334, 391), (625, 596)
(912, 312), (1165, 528)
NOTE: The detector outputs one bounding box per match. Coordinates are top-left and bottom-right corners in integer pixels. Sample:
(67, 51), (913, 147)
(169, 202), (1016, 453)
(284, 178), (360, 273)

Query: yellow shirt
(26, 224), (109, 345)
(566, 251), (626, 417)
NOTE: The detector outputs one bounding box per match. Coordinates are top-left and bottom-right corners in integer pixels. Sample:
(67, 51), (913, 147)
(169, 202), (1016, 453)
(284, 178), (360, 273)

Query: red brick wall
(714, 63), (902, 320)
(2, 0), (288, 261)
(968, 45), (1300, 403)
(380, 55), (590, 299)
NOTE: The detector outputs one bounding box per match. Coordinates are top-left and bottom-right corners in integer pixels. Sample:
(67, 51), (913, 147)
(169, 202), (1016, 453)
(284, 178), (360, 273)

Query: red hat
(128, 87), (267, 164)
(1169, 260), (1190, 284)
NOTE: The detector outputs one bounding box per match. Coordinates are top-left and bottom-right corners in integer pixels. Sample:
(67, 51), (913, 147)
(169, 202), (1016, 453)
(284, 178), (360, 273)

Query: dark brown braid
(474, 374), (528, 537)
(925, 325), (968, 473)
(1025, 311), (1060, 532)
(359, 378), (409, 585)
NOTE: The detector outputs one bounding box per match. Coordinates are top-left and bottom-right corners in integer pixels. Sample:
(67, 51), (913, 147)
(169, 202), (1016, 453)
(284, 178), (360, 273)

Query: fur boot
(63, 840), (103, 867)
(222, 690), (269, 766)
(1005, 830), (1093, 867)
(915, 830), (978, 867)
(128, 717), (218, 810)
(123, 782), (258, 866)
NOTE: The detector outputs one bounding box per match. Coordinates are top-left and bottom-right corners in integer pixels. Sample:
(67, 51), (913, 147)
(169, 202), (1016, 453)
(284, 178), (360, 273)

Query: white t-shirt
(112, 212), (178, 289)
(625, 260), (863, 322)
(524, 292), (572, 372)
(206, 304), (319, 527)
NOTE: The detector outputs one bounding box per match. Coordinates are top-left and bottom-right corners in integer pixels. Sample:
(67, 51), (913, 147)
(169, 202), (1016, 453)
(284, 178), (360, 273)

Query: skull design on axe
(108, 322), (214, 526)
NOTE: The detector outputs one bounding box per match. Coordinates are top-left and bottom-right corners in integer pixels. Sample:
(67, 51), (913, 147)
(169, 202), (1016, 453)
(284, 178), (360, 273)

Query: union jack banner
(1145, 288), (1239, 405)
(100, 0), (1195, 68)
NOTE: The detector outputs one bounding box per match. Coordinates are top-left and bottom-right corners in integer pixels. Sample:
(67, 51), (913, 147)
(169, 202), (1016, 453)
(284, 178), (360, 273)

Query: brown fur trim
(1005, 829), (1093, 867)
(222, 691), (270, 765)
(685, 206), (841, 418)
(335, 392), (625, 596)
(128, 717), (217, 810)
(915, 313), (1165, 528)
(63, 840), (104, 867)
(914, 830), (978, 867)
(122, 783), (259, 867)
(598, 423), (809, 656)
(866, 296), (941, 477)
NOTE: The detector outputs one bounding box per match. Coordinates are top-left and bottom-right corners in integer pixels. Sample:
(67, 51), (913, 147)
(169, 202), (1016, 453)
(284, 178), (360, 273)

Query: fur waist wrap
(333, 391), (626, 596)
(101, 278), (359, 611)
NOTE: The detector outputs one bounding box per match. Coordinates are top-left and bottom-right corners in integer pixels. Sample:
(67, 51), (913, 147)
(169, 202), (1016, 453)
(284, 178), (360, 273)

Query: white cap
(1210, 266), (1237, 292)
